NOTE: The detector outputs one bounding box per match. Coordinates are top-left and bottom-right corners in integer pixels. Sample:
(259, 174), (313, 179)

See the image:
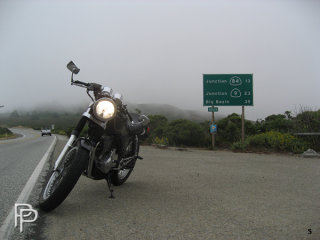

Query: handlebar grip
(73, 80), (89, 87)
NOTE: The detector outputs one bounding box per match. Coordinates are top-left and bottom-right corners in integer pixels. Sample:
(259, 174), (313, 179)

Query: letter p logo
(14, 204), (38, 232)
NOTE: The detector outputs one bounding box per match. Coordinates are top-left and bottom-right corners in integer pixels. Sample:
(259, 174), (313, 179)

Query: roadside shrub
(144, 115), (169, 144)
(216, 113), (256, 147)
(231, 141), (249, 151)
(0, 126), (13, 137)
(261, 114), (293, 133)
(293, 109), (320, 151)
(152, 136), (169, 146)
(165, 119), (206, 147)
(52, 129), (67, 136)
(232, 131), (309, 153)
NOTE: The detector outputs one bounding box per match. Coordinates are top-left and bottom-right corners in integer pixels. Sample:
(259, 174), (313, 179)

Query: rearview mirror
(67, 61), (80, 74)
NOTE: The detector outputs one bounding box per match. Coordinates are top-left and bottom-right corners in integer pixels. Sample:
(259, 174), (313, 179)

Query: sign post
(203, 74), (253, 147)
(211, 107), (215, 149)
(241, 106), (245, 143)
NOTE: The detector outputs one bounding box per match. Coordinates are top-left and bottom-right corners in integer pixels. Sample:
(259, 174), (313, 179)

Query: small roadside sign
(210, 124), (217, 134)
(208, 107), (218, 112)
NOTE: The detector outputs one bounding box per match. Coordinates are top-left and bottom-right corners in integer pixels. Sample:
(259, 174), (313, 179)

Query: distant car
(41, 128), (51, 136)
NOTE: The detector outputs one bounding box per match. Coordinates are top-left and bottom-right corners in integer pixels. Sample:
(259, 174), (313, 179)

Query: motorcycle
(39, 61), (150, 212)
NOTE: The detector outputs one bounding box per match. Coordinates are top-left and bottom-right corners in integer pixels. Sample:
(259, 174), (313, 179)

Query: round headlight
(93, 98), (116, 121)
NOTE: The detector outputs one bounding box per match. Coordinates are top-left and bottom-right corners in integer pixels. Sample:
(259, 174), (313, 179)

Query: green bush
(52, 129), (67, 136)
(0, 126), (13, 137)
(144, 115), (169, 144)
(215, 113), (256, 147)
(293, 109), (320, 151)
(152, 136), (169, 145)
(231, 141), (249, 151)
(232, 131), (309, 153)
(165, 119), (206, 147)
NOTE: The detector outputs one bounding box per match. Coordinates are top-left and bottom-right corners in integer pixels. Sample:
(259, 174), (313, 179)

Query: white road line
(0, 135), (57, 240)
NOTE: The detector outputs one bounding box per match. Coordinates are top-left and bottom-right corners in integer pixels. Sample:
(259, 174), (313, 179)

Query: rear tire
(110, 140), (139, 186)
(39, 143), (88, 212)
(110, 166), (135, 186)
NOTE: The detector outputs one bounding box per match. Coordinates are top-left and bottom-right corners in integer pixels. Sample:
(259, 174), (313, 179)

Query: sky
(0, 0), (319, 120)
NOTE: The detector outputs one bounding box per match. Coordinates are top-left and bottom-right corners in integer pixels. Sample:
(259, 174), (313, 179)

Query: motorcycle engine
(95, 149), (117, 174)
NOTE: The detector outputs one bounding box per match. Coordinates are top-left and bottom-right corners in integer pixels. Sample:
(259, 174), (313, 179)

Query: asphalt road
(0, 128), (54, 225)
(28, 138), (320, 240)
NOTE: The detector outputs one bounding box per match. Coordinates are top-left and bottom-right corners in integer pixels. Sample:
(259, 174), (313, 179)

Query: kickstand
(106, 175), (115, 199)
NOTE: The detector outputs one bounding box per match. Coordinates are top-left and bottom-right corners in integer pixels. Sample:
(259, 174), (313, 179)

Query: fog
(0, 0), (319, 120)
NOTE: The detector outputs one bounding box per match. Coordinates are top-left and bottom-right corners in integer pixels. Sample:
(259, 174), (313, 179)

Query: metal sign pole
(212, 106), (215, 149)
(241, 106), (245, 143)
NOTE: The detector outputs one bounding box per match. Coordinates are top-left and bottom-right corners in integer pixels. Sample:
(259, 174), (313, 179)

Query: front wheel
(39, 143), (88, 212)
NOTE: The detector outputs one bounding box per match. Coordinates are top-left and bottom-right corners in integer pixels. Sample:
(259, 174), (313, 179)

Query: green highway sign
(203, 74), (253, 106)
(208, 107), (218, 112)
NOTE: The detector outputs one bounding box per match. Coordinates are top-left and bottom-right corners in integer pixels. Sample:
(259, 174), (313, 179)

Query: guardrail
(294, 133), (320, 136)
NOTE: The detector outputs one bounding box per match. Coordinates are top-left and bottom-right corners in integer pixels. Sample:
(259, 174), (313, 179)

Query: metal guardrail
(294, 133), (320, 136)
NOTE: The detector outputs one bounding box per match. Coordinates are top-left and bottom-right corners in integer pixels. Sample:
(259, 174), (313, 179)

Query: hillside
(127, 103), (221, 122)
(0, 103), (221, 124)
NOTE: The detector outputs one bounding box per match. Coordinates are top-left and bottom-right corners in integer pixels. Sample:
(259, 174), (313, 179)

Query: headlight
(93, 98), (116, 121)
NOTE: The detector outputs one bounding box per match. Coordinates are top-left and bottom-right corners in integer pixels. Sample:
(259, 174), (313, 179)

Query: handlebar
(72, 80), (90, 87)
(72, 80), (102, 91)
(68, 62), (102, 99)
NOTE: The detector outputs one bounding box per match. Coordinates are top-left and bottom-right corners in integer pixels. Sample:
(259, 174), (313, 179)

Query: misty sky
(0, 0), (319, 120)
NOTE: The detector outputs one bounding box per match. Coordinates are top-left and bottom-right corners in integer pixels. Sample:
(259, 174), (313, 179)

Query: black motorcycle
(39, 61), (150, 212)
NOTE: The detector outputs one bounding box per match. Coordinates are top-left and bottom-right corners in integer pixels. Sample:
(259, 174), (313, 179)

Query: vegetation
(0, 126), (13, 138)
(231, 131), (308, 154)
(0, 111), (80, 132)
(152, 136), (169, 146)
(1, 107), (319, 153)
(146, 109), (319, 153)
(215, 113), (256, 147)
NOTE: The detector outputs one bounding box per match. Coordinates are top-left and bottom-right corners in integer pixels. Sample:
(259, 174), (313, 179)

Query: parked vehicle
(41, 127), (51, 136)
(39, 61), (150, 212)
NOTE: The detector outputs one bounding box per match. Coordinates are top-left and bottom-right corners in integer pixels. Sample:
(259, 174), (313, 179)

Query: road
(20, 138), (319, 240)
(3, 134), (320, 240)
(0, 128), (55, 225)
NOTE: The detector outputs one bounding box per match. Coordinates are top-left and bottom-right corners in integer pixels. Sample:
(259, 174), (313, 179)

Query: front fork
(53, 116), (88, 171)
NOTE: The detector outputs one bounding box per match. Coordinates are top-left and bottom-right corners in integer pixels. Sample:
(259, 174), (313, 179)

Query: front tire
(39, 143), (88, 212)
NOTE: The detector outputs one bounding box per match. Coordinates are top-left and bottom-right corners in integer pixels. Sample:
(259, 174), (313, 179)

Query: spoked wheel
(118, 169), (131, 180)
(39, 144), (88, 212)
(110, 167), (135, 186)
(110, 137), (139, 186)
